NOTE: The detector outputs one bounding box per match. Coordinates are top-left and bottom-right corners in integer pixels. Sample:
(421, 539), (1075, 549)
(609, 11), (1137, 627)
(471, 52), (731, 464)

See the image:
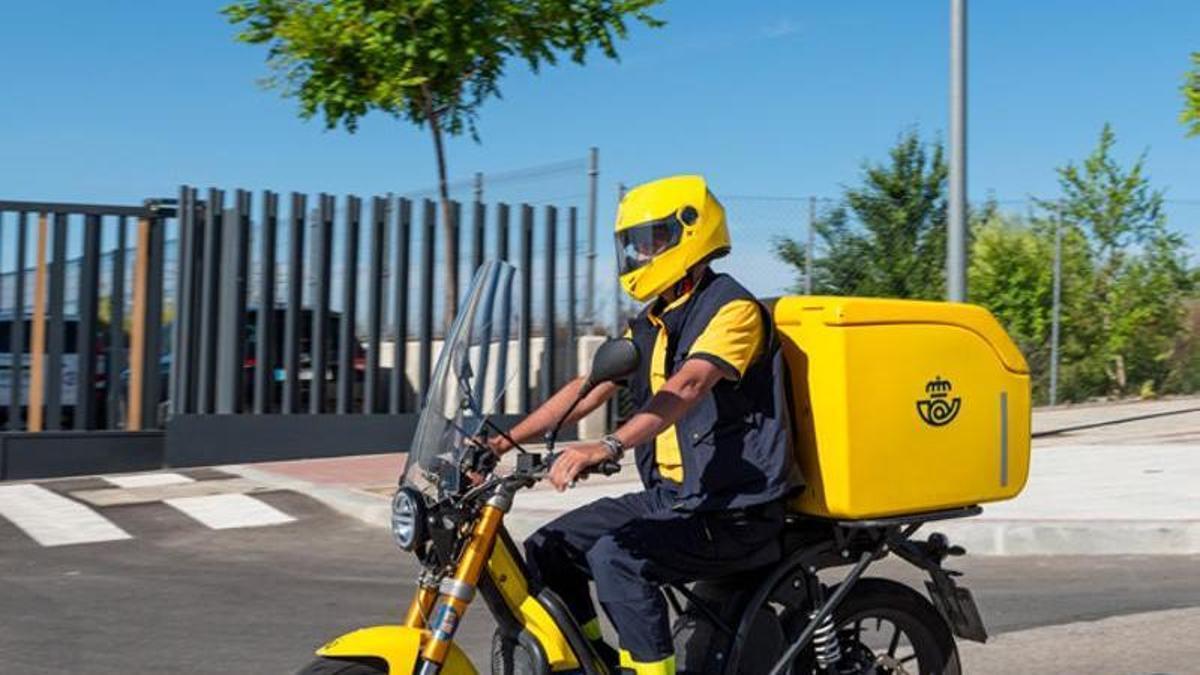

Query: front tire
(490, 630), (543, 675)
(297, 656), (388, 674)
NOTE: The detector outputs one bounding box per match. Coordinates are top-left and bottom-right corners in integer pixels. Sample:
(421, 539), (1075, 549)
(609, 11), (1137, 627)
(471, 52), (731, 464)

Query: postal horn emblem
(916, 376), (961, 427)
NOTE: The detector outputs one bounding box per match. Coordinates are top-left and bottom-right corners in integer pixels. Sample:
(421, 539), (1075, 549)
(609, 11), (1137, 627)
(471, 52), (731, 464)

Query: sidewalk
(235, 399), (1200, 555)
(935, 444), (1198, 555)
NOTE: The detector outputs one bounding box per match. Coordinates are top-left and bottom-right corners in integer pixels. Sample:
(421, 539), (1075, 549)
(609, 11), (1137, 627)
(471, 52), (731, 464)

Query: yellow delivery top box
(773, 296), (1032, 519)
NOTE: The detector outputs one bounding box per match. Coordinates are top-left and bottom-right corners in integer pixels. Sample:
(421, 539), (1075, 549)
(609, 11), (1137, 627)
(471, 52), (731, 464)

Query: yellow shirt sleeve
(687, 299), (764, 380)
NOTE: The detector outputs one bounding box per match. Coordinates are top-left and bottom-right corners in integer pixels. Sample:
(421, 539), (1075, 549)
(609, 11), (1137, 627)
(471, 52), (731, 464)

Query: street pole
(586, 147), (599, 329)
(806, 196), (816, 295)
(614, 182), (627, 337)
(947, 0), (968, 302)
(473, 172), (483, 204)
(1049, 204), (1062, 406)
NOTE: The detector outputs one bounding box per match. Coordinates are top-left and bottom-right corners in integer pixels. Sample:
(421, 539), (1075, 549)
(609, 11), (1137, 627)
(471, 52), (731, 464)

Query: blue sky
(1, 1), (1197, 297)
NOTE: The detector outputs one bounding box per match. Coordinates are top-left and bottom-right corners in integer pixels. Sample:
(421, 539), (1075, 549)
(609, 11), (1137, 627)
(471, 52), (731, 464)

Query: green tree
(1046, 124), (1192, 397)
(1183, 52), (1200, 137)
(967, 212), (1094, 403)
(1164, 301), (1200, 394)
(224, 0), (663, 325)
(968, 214), (1053, 398)
(774, 131), (948, 299)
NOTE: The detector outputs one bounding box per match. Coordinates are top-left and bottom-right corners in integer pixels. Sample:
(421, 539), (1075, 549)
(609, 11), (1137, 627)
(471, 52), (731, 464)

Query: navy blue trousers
(523, 485), (784, 662)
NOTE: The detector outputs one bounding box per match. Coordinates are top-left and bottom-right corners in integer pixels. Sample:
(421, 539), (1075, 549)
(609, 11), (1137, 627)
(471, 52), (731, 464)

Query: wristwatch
(600, 434), (626, 462)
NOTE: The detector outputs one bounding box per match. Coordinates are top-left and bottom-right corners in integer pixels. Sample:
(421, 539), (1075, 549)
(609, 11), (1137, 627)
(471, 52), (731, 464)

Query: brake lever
(463, 440), (499, 477)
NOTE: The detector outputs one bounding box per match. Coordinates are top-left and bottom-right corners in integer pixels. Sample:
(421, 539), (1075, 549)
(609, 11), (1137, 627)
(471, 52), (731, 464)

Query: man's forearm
(498, 377), (615, 451)
(610, 358), (724, 449)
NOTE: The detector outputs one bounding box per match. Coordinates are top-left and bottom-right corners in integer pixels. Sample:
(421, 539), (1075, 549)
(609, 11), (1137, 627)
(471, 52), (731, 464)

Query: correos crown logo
(916, 376), (961, 427)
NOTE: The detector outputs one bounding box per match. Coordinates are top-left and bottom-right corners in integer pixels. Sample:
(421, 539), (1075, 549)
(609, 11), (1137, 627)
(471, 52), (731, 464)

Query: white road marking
(73, 478), (268, 507)
(0, 484), (132, 547)
(164, 493), (295, 530)
(103, 473), (195, 489)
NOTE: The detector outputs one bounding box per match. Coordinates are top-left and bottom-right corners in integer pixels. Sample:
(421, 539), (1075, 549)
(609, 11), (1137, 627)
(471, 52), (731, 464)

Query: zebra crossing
(0, 483), (133, 547)
(0, 469), (301, 548)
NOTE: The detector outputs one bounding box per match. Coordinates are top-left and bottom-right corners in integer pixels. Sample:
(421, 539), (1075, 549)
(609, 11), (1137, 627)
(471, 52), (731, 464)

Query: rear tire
(787, 577), (960, 675)
(296, 656), (388, 674)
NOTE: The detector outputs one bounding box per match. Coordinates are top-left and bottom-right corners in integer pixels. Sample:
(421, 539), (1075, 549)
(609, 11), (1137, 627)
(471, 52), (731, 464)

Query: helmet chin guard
(614, 175), (730, 302)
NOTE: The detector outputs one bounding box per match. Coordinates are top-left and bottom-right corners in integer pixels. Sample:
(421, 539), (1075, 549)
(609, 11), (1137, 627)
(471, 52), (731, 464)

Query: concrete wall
(575, 336), (608, 439)
(379, 335), (610, 439)
(0, 431), (164, 480)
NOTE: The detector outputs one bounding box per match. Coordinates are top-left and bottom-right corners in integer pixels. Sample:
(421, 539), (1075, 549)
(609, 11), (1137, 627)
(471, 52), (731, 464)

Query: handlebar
(541, 451), (623, 479)
(511, 450), (623, 483)
(457, 445), (623, 506)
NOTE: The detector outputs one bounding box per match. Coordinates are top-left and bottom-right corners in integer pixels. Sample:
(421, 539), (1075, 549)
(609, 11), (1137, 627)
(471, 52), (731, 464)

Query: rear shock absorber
(810, 610), (842, 670)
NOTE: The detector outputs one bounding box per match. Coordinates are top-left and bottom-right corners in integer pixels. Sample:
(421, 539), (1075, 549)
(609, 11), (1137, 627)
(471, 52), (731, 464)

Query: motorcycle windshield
(401, 260), (520, 499)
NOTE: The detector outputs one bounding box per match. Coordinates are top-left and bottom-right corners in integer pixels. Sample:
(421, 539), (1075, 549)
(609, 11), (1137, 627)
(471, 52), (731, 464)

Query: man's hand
(548, 443), (612, 492)
(463, 436), (500, 486)
(485, 435), (511, 456)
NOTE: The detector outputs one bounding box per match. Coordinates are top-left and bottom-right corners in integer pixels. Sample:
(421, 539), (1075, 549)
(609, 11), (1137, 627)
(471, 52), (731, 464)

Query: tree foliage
(970, 125), (1194, 403)
(224, 0), (663, 324)
(774, 130), (947, 299)
(1183, 52), (1200, 137)
(969, 212), (1094, 403)
(775, 124), (1196, 404)
(1046, 124), (1192, 397)
(223, 0), (662, 137)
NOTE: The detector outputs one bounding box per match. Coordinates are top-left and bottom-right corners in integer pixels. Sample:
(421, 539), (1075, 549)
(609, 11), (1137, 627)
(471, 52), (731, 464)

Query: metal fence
(171, 186), (590, 420)
(0, 199), (174, 432)
(0, 186), (592, 435)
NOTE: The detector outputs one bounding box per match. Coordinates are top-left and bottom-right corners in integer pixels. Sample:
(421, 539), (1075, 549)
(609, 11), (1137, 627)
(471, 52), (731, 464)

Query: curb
(229, 461), (1199, 556)
(933, 518), (1200, 556)
(226, 464), (392, 529)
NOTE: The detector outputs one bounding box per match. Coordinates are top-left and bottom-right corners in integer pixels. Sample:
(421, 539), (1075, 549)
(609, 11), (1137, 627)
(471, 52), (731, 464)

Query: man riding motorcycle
(487, 175), (797, 674)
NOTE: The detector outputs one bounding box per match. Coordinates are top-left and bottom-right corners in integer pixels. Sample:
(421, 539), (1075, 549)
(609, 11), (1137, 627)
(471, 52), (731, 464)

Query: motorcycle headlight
(391, 487), (427, 551)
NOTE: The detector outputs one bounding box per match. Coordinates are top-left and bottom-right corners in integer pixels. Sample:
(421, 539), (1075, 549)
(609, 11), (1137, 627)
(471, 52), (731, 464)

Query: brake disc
(871, 653), (913, 675)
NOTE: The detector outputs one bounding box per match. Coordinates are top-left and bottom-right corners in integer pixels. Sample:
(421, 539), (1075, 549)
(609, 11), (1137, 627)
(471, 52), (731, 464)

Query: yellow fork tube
(419, 503), (505, 668)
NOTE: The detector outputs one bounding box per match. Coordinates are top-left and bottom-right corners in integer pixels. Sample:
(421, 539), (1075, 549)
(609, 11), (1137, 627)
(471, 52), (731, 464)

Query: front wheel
(787, 578), (960, 675)
(296, 656), (388, 674)
(490, 629), (550, 675)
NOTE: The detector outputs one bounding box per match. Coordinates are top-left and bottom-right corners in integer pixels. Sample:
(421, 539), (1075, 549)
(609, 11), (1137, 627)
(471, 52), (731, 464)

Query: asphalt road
(2, 479), (1198, 674)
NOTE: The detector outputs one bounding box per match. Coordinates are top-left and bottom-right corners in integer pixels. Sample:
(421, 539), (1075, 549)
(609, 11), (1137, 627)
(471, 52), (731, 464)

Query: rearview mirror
(544, 337), (641, 451)
(580, 338), (640, 396)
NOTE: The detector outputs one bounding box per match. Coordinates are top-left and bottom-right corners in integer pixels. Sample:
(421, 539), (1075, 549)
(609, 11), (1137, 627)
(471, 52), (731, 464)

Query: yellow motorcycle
(301, 261), (1004, 674)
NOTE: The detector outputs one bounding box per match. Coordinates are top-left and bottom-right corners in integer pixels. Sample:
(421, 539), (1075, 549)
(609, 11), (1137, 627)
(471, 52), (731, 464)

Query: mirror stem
(545, 384), (590, 452)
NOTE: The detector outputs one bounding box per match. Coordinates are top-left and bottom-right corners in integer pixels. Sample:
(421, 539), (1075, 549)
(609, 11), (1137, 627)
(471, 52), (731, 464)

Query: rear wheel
(786, 578), (960, 675)
(296, 656), (388, 674)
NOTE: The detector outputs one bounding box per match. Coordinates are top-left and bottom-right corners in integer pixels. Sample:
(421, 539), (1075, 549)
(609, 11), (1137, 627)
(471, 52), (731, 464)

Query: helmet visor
(616, 215), (683, 275)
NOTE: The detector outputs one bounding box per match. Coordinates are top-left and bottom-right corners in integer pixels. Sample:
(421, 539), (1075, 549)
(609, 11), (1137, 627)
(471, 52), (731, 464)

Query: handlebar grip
(594, 459), (622, 476)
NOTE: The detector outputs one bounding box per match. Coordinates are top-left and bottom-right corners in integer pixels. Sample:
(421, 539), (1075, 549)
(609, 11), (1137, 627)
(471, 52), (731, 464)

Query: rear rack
(835, 505), (982, 529)
(784, 505), (982, 531)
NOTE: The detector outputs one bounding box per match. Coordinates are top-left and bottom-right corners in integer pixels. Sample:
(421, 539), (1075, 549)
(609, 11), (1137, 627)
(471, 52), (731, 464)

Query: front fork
(409, 496), (508, 675)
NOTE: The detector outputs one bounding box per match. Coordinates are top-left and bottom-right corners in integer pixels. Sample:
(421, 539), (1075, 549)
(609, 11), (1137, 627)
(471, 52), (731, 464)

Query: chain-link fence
(401, 154), (603, 335)
(707, 193), (1200, 406)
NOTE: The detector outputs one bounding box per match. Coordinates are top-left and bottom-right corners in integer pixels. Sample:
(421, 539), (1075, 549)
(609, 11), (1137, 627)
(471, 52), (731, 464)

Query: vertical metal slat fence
(1, 188), (588, 433)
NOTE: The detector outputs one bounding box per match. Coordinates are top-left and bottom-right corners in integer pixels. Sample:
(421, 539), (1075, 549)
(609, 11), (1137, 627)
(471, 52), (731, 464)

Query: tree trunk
(422, 94), (458, 334)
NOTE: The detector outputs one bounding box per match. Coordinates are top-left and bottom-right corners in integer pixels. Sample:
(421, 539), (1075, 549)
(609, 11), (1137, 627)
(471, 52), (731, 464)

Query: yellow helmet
(615, 175), (731, 302)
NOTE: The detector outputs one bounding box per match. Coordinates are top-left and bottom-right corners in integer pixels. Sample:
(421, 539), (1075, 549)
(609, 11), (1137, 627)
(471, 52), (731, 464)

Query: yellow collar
(647, 287), (695, 327)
